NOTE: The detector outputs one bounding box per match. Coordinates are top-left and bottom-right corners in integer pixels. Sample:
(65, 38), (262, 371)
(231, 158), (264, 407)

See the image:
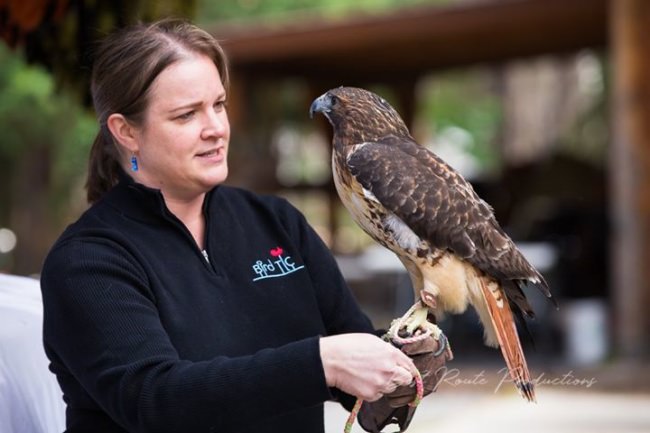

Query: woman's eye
(214, 100), (227, 111)
(177, 110), (195, 120)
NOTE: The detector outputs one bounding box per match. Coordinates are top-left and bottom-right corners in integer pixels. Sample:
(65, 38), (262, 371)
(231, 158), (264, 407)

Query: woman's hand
(319, 333), (417, 401)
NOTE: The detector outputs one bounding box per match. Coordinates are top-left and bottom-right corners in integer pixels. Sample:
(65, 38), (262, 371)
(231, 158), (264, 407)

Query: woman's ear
(106, 113), (140, 153)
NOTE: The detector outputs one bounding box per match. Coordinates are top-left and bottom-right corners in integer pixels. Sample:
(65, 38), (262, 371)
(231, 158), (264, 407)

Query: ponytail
(85, 126), (121, 204)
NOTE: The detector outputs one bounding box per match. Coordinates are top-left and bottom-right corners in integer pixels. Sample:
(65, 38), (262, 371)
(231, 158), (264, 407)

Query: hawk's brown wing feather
(347, 136), (551, 302)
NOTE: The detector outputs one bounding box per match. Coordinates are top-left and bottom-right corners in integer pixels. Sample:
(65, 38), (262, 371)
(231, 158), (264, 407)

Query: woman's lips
(196, 147), (225, 162)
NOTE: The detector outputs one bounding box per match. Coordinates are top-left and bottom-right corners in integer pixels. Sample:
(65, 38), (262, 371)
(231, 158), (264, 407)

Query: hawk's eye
(330, 95), (339, 106)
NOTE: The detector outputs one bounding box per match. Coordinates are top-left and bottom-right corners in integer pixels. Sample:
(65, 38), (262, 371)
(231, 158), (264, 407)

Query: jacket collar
(102, 169), (217, 224)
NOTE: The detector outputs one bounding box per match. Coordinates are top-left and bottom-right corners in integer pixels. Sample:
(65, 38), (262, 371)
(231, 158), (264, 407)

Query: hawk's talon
(433, 332), (448, 357)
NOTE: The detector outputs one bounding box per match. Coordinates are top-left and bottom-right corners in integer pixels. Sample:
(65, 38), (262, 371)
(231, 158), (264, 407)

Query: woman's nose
(201, 110), (229, 140)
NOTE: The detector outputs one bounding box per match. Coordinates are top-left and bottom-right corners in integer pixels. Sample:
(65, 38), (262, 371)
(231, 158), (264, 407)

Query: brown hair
(86, 19), (229, 203)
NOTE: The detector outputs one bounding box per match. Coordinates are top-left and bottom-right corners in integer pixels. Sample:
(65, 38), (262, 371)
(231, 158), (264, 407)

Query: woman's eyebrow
(168, 101), (202, 113)
(168, 92), (227, 113)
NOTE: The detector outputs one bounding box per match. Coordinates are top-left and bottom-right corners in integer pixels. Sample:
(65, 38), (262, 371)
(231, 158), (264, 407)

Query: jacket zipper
(162, 208), (214, 273)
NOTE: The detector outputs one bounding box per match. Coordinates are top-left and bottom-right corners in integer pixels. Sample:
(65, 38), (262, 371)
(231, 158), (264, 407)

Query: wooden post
(610, 0), (650, 359)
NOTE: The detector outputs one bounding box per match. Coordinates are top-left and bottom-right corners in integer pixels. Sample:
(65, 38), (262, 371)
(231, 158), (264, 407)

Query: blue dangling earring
(130, 154), (139, 172)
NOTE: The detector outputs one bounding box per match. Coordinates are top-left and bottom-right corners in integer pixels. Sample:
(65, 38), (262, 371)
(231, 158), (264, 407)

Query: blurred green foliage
(563, 54), (609, 166)
(0, 43), (96, 224)
(196, 0), (452, 22)
(418, 70), (502, 171)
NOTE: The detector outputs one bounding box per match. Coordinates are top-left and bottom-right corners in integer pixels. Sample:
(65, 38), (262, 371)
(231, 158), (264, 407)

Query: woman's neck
(163, 192), (207, 250)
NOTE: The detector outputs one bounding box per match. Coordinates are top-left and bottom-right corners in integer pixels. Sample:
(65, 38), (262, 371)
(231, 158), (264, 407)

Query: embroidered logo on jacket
(252, 246), (305, 281)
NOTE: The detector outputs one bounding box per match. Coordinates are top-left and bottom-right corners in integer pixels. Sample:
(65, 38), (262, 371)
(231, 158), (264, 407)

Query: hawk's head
(310, 87), (411, 143)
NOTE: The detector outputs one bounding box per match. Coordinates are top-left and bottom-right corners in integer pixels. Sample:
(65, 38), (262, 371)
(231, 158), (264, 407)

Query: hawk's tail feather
(479, 279), (536, 402)
(510, 298), (537, 352)
(505, 280), (537, 350)
(505, 280), (535, 318)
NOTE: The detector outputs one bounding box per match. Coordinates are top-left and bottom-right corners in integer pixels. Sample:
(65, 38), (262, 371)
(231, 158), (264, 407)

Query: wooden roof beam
(212, 0), (607, 82)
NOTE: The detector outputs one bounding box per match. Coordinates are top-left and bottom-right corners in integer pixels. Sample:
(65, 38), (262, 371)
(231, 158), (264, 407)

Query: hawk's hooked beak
(309, 93), (331, 119)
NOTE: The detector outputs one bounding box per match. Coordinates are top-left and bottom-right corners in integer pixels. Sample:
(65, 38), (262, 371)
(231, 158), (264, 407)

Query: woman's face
(133, 53), (230, 199)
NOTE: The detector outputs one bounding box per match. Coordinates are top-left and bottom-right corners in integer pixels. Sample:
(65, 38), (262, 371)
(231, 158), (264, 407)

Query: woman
(41, 20), (431, 433)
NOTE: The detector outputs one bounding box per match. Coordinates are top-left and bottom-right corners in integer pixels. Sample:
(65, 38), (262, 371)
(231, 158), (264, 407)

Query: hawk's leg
(404, 305), (429, 335)
(403, 291), (437, 334)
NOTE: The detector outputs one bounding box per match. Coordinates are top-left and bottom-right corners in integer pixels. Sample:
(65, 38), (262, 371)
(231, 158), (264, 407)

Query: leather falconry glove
(357, 327), (452, 433)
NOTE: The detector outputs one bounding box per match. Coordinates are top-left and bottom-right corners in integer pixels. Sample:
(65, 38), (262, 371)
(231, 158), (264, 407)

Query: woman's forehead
(148, 54), (225, 109)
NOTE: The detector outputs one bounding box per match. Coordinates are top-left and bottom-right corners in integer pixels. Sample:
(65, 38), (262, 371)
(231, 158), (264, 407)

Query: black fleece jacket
(41, 176), (373, 433)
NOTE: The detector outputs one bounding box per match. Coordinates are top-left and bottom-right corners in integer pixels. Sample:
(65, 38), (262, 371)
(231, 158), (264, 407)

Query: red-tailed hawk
(310, 87), (556, 402)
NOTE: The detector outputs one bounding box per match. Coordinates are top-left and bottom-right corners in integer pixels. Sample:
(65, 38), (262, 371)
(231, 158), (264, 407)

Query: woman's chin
(201, 166), (229, 188)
